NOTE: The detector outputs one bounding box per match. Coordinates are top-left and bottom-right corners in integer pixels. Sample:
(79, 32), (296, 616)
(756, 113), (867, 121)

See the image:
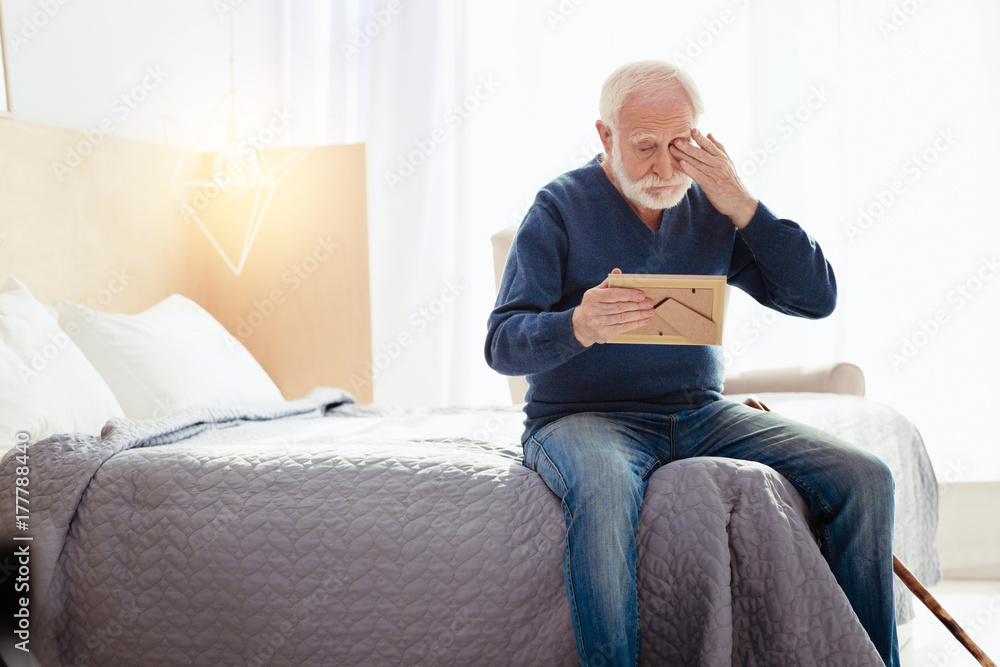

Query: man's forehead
(618, 94), (694, 140)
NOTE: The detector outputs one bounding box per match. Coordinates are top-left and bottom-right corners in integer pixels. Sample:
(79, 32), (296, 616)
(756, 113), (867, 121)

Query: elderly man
(485, 61), (898, 666)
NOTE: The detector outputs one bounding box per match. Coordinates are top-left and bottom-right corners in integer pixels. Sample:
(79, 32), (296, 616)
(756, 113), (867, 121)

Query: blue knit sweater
(485, 156), (837, 443)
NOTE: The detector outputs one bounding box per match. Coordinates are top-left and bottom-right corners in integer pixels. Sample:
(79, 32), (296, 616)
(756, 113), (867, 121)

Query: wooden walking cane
(740, 397), (998, 666)
(892, 555), (997, 667)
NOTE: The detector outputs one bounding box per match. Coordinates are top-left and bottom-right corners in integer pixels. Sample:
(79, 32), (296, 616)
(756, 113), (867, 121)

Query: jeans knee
(569, 464), (642, 516)
(849, 453), (895, 510)
(866, 456), (894, 495)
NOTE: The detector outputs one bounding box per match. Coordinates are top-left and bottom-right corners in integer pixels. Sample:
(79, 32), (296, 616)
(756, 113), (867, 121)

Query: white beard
(608, 142), (693, 210)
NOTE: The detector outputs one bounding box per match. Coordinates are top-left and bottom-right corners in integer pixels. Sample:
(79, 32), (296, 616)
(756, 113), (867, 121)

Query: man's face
(604, 93), (695, 210)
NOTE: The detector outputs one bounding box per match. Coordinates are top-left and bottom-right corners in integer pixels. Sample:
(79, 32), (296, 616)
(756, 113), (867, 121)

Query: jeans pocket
(523, 418), (565, 469)
(526, 436), (571, 498)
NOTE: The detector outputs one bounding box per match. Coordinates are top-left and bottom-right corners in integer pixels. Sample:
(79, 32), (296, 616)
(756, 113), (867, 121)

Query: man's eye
(637, 146), (655, 153)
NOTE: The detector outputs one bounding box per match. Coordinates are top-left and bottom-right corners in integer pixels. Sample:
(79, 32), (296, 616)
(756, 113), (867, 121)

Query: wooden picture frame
(606, 274), (727, 346)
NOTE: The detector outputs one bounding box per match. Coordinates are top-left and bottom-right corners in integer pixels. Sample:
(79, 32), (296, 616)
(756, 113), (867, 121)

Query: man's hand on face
(572, 268), (654, 347)
(669, 128), (759, 229)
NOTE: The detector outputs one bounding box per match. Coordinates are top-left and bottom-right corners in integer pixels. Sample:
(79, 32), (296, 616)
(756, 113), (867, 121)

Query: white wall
(2, 0), (287, 149)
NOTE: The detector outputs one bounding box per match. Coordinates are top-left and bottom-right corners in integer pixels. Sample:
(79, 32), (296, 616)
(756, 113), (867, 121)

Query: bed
(2, 379), (938, 666)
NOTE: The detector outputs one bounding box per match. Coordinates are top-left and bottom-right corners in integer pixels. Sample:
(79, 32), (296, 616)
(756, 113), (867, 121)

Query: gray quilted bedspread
(0, 389), (938, 666)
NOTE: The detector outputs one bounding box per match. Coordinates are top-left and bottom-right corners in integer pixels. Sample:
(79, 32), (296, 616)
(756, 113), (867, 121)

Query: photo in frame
(606, 273), (727, 346)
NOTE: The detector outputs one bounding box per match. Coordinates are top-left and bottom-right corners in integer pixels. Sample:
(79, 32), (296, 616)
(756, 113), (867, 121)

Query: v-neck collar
(589, 155), (668, 237)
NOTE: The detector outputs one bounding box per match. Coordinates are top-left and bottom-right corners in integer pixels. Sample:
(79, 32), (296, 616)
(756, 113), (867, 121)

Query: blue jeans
(523, 400), (898, 667)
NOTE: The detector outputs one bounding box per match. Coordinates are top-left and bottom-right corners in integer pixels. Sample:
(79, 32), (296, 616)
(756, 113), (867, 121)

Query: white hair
(599, 61), (704, 131)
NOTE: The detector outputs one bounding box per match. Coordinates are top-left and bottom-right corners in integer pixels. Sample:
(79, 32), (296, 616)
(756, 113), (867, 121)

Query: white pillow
(0, 277), (125, 445)
(53, 294), (284, 420)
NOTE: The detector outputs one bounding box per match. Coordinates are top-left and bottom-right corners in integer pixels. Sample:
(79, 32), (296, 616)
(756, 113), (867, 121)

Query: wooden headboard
(0, 118), (373, 402)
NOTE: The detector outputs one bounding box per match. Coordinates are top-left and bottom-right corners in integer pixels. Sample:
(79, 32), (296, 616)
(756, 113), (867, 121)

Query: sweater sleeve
(484, 204), (588, 377)
(727, 202), (838, 319)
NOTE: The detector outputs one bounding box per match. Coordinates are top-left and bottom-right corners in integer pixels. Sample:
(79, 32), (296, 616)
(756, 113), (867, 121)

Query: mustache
(606, 147), (691, 190)
(638, 173), (690, 188)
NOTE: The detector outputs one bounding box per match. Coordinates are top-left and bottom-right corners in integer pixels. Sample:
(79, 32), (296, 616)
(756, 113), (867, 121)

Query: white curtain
(279, 0), (1000, 480)
(280, 0), (495, 409)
